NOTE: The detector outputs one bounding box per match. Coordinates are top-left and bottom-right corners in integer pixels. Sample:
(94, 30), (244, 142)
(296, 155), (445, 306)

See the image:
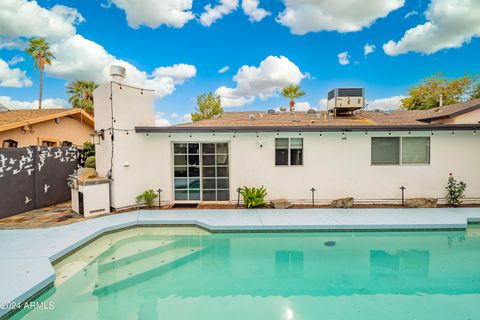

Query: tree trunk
(38, 67), (43, 110)
(289, 100), (295, 112)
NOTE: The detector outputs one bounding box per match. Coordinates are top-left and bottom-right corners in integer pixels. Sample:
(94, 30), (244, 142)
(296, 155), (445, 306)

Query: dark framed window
(371, 137), (430, 165)
(2, 139), (18, 148)
(275, 138), (303, 166)
(61, 141), (73, 147)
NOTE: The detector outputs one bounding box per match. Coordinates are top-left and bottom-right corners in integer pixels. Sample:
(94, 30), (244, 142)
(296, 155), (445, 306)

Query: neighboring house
(94, 67), (480, 209)
(0, 105), (94, 148)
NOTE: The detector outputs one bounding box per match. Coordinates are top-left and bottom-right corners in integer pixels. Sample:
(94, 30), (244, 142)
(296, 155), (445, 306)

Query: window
(61, 141), (72, 147)
(173, 142), (230, 202)
(371, 137), (400, 165)
(371, 137), (430, 165)
(402, 137), (430, 164)
(2, 139), (18, 148)
(275, 138), (303, 166)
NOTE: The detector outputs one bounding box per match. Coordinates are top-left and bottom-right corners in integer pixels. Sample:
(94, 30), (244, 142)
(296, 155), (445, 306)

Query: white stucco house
(94, 67), (480, 209)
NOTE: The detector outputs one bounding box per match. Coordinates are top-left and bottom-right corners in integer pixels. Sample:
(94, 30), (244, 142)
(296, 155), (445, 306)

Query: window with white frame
(371, 137), (430, 165)
(275, 138), (303, 166)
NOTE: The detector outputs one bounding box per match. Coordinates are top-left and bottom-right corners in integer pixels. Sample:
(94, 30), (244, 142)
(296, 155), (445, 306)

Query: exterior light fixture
(319, 131), (322, 137)
(452, 131), (455, 136)
(168, 133), (171, 138)
(365, 131), (368, 136)
(474, 130), (477, 135)
(408, 130), (411, 135)
(145, 133), (149, 137)
(388, 131), (391, 136)
(233, 132), (236, 138)
(310, 187), (316, 207)
(90, 130), (105, 145)
(213, 132), (215, 136)
(299, 132), (302, 136)
(189, 133), (192, 138)
(256, 132), (259, 138)
(431, 131), (434, 136)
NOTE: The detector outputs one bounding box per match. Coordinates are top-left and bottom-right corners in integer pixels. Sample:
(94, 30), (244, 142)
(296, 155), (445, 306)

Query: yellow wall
(0, 116), (93, 147)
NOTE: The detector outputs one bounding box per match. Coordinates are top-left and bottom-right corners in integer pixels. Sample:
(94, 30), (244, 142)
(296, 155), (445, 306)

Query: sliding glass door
(173, 142), (229, 202)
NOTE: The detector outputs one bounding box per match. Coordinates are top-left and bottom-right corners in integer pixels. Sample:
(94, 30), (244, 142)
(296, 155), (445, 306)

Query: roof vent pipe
(110, 65), (126, 82)
(439, 94), (443, 107)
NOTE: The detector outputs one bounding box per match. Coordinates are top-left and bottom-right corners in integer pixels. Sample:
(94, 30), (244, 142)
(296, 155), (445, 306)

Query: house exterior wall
(94, 80), (480, 209)
(93, 81), (156, 208)
(0, 116), (92, 147)
(434, 109), (480, 124)
(99, 128), (480, 208)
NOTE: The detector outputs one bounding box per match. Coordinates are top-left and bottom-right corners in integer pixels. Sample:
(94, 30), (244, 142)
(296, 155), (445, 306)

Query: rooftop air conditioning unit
(327, 88), (365, 117)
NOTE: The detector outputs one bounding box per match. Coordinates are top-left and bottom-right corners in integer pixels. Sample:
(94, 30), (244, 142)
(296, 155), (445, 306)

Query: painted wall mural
(0, 146), (79, 218)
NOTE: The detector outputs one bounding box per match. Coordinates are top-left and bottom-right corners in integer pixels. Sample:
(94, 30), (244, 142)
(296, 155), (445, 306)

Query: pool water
(12, 226), (480, 320)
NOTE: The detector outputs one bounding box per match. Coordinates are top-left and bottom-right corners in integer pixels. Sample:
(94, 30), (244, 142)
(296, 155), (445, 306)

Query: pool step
(97, 239), (176, 271)
(93, 245), (206, 296)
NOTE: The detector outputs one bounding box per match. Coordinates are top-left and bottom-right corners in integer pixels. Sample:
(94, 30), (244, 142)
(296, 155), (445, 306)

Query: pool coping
(1, 207), (480, 318)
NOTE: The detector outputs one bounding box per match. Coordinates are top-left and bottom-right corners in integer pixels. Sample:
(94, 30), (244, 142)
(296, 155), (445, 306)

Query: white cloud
(364, 43), (376, 57)
(0, 96), (67, 109)
(0, 58), (31, 88)
(294, 101), (312, 111)
(242, 0), (270, 22)
(155, 112), (171, 126)
(183, 113), (192, 122)
(45, 35), (195, 98)
(384, 0), (480, 55)
(218, 66), (230, 74)
(109, 0), (195, 29)
(367, 95), (404, 110)
(0, 37), (27, 50)
(0, 1), (83, 41)
(337, 51), (350, 65)
(200, 0), (238, 27)
(319, 98), (328, 110)
(215, 55), (306, 107)
(276, 0), (404, 35)
(8, 56), (25, 66)
(171, 112), (179, 118)
(152, 64), (197, 84)
(404, 10), (418, 19)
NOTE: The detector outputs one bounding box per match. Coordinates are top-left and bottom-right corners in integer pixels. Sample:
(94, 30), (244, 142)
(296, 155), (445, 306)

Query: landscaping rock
(405, 198), (438, 208)
(332, 197), (354, 208)
(270, 199), (292, 209)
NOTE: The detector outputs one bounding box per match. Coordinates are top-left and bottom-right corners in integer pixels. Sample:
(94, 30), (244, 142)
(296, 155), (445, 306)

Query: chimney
(439, 94), (443, 107)
(110, 65), (126, 82)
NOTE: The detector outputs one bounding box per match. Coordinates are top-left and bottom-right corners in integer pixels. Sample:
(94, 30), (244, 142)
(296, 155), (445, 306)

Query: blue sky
(0, 0), (479, 125)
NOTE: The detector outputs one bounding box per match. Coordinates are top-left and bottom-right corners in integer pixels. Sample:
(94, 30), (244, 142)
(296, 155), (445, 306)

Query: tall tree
(281, 84), (305, 112)
(25, 38), (54, 110)
(401, 74), (473, 110)
(191, 93), (223, 122)
(67, 80), (99, 115)
(470, 83), (480, 100)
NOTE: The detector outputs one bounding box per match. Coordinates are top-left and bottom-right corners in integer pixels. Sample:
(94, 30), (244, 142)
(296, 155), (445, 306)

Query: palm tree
(25, 38), (54, 110)
(66, 80), (99, 115)
(281, 84), (305, 112)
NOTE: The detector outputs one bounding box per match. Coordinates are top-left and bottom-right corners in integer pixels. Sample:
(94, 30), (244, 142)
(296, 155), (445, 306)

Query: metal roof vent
(110, 65), (126, 81)
(249, 114), (256, 120)
(267, 109), (275, 114)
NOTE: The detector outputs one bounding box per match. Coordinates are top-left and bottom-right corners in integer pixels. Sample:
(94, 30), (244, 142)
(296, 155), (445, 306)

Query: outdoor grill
(68, 168), (111, 217)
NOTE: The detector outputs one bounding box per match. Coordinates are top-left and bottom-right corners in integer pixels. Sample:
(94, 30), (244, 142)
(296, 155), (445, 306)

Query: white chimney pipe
(439, 94), (443, 107)
(110, 65), (126, 82)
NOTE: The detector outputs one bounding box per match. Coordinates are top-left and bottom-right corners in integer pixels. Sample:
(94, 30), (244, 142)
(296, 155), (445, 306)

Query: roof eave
(135, 124), (480, 133)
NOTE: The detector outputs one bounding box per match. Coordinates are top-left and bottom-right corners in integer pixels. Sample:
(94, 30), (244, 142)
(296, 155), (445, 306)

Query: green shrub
(85, 156), (95, 169)
(136, 189), (158, 207)
(240, 186), (267, 208)
(446, 173), (466, 207)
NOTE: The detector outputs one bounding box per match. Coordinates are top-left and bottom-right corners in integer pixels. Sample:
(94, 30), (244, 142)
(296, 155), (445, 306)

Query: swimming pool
(11, 226), (480, 320)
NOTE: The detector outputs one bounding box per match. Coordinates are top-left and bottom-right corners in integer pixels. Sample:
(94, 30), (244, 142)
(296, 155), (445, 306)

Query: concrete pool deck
(1, 207), (480, 318)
